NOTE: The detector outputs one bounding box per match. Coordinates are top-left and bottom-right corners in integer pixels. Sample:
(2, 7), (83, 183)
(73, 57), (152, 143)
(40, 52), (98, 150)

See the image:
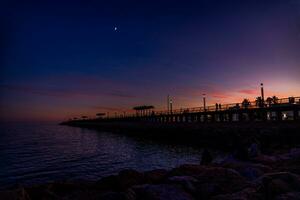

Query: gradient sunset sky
(1, 0), (300, 122)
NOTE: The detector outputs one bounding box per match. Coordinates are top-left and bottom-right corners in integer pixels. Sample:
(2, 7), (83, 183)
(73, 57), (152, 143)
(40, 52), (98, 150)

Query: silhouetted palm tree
(289, 97), (295, 104)
(272, 96), (279, 104)
(266, 97), (273, 106)
(242, 99), (251, 108)
(255, 97), (263, 107)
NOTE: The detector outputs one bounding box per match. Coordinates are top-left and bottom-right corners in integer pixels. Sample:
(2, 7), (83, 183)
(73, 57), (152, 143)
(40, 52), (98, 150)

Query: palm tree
(241, 99), (251, 108)
(266, 97), (273, 106)
(255, 97), (263, 108)
(272, 96), (279, 104)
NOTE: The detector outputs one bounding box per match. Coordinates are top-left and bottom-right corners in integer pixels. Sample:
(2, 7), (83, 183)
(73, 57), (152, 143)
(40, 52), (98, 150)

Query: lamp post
(260, 83), (264, 105)
(167, 95), (170, 113)
(170, 99), (173, 114)
(203, 94), (206, 111)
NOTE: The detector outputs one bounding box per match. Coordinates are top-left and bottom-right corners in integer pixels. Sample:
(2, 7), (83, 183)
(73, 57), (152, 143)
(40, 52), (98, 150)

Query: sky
(1, 0), (300, 122)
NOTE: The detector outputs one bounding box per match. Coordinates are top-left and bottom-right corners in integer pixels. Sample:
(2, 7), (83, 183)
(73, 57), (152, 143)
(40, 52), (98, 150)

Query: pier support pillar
(276, 111), (282, 121)
(197, 114), (201, 122)
(262, 111), (268, 121)
(179, 115), (184, 123)
(211, 114), (215, 122)
(191, 115), (195, 122)
(219, 113), (224, 122)
(293, 109), (299, 121)
(203, 114), (208, 122)
(238, 112), (243, 122)
(229, 113), (233, 122)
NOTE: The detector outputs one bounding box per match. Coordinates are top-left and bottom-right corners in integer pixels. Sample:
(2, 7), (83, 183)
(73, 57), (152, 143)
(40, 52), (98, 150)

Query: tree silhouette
(241, 99), (251, 108)
(266, 97), (273, 106)
(272, 96), (279, 104)
(255, 97), (263, 108)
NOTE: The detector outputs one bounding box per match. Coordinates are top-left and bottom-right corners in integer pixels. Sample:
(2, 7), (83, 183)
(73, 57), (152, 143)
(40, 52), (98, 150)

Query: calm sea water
(0, 123), (209, 189)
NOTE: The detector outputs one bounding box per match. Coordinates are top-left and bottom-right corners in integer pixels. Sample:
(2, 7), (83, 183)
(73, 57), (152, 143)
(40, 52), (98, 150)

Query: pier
(65, 96), (300, 124)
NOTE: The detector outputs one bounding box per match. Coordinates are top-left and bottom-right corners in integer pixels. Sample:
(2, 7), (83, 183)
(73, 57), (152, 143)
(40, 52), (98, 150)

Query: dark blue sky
(1, 0), (300, 121)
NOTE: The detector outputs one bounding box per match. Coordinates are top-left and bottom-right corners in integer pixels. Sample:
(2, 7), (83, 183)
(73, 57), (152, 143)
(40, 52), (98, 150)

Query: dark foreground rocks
(1, 148), (300, 200)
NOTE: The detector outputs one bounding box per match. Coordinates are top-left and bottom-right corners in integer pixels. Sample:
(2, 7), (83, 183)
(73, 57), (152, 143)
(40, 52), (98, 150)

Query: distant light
(283, 113), (287, 119)
(114, 27), (118, 31)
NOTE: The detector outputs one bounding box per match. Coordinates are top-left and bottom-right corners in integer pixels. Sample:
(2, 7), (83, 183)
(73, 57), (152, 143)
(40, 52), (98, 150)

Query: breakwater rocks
(2, 148), (300, 200)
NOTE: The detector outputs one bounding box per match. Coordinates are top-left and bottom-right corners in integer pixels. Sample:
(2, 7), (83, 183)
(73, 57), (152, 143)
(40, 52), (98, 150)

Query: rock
(191, 169), (250, 197)
(99, 191), (128, 200)
(275, 192), (300, 200)
(97, 175), (119, 190)
(256, 172), (300, 199)
(143, 169), (168, 183)
(248, 142), (260, 158)
(169, 164), (207, 177)
(212, 187), (262, 200)
(170, 164), (251, 197)
(117, 169), (144, 189)
(98, 170), (144, 191)
(221, 162), (272, 181)
(167, 176), (198, 193)
(132, 184), (194, 200)
(201, 149), (213, 165)
(252, 154), (278, 165)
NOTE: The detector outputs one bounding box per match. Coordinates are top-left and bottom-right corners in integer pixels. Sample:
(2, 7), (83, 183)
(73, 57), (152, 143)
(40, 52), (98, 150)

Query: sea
(0, 122), (209, 189)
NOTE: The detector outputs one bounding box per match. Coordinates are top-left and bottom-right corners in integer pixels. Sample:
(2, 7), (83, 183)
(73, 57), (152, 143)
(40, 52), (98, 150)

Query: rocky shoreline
(2, 147), (300, 200)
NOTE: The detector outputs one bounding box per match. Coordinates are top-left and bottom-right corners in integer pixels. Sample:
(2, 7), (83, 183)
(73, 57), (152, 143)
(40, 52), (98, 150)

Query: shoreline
(2, 146), (300, 199)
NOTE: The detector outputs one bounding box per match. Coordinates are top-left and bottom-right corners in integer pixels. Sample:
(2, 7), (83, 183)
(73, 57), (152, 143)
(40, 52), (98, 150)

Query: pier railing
(68, 96), (300, 121)
(146, 97), (300, 116)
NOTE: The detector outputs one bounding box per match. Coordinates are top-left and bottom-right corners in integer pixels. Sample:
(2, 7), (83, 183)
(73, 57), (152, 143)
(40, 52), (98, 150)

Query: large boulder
(212, 187), (262, 200)
(117, 169), (144, 189)
(98, 191), (128, 200)
(167, 176), (198, 193)
(143, 169), (168, 184)
(97, 170), (144, 191)
(275, 192), (300, 200)
(255, 172), (300, 199)
(170, 164), (251, 198)
(221, 162), (272, 181)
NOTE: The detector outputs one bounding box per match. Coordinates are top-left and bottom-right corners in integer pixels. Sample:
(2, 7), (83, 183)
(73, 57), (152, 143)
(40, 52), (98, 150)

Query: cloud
(211, 92), (230, 99)
(237, 89), (258, 95)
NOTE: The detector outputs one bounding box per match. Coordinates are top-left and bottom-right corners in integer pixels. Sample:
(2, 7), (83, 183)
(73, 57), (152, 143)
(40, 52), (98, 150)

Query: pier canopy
(133, 105), (154, 116)
(96, 113), (106, 118)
